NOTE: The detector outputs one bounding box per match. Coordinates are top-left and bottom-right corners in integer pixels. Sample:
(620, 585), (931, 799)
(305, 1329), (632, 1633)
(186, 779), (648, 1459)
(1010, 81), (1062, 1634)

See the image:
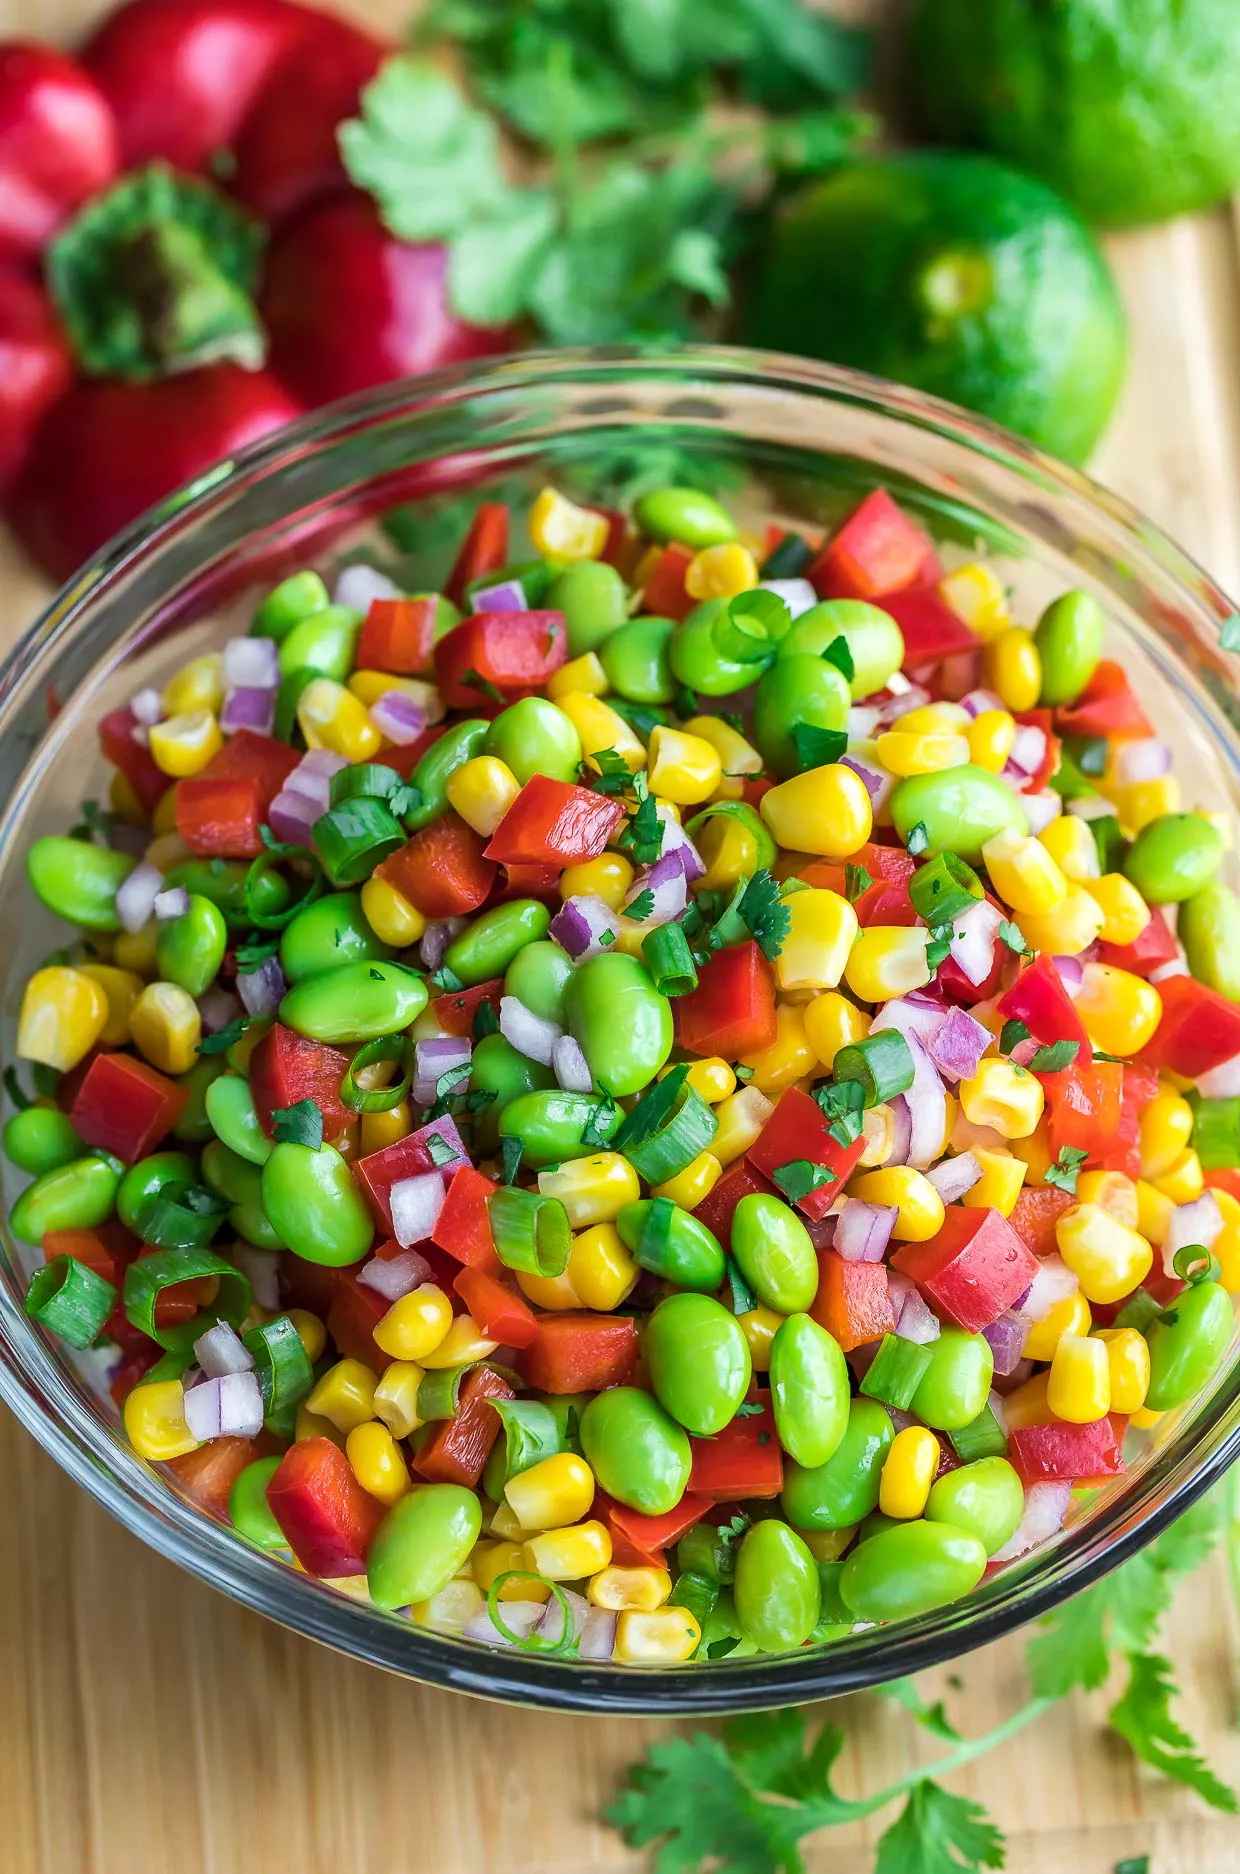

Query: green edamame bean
(1034, 590), (1105, 707)
(498, 1089), (621, 1167)
(578, 1386), (692, 1514)
(470, 1033), (554, 1123)
(697, 1588), (759, 1660)
(367, 1483), (482, 1611)
(202, 1139), (260, 1203)
(778, 600), (905, 700)
(634, 486), (737, 549)
(1178, 881), (1240, 1001)
(276, 604), (360, 682)
(154, 894), (227, 998)
(856, 1510), (901, 1544)
(404, 719), (489, 831)
(164, 859), (290, 930)
(910, 1329), (995, 1431)
(617, 1199), (725, 1291)
(229, 1456), (288, 1551)
(485, 698), (582, 787)
(2, 1105), (84, 1176)
(891, 766), (1029, 861)
(279, 891), (394, 983)
(566, 952), (673, 1097)
(117, 1150), (198, 1234)
(545, 560), (629, 657)
(446, 899), (551, 988)
(781, 1398), (894, 1531)
(678, 1521), (740, 1585)
(925, 1457), (1024, 1556)
(840, 1519), (988, 1622)
(668, 602), (757, 696)
(752, 653), (853, 779)
(205, 1074), (272, 1165)
(27, 836), (136, 932)
(261, 1141), (373, 1265)
(503, 937), (574, 1024)
(644, 1293), (752, 1436)
(278, 960), (427, 1044)
(733, 1519), (821, 1652)
(1124, 813), (1225, 905)
(731, 1192), (818, 1313)
(769, 1313), (849, 1469)
(1144, 1279), (1234, 1410)
(600, 616), (676, 703)
(10, 1152), (121, 1243)
(171, 1054), (226, 1143)
(251, 569), (329, 640)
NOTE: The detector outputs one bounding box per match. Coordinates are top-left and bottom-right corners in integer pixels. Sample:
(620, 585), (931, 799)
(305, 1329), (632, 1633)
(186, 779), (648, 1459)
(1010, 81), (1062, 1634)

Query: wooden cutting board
(2, 2), (1240, 1868)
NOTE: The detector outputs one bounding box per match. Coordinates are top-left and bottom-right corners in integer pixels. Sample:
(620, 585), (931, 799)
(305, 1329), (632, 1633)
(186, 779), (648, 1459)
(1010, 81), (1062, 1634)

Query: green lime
(746, 152), (1126, 465)
(906, 0), (1240, 229)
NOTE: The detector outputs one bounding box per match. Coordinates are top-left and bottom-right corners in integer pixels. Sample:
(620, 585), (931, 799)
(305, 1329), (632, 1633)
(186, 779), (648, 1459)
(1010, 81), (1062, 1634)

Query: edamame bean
(910, 1329), (995, 1431)
(1034, 590), (1105, 706)
(769, 1313), (849, 1469)
(545, 560), (629, 657)
(171, 1054), (226, 1143)
(733, 1519), (821, 1651)
(566, 952), (673, 1097)
(10, 1152), (121, 1243)
(154, 894), (227, 998)
(276, 604), (360, 681)
(731, 1192), (818, 1313)
(503, 937), (574, 1024)
(202, 1137), (285, 1249)
(925, 1457), (1024, 1555)
(404, 719), (489, 831)
(485, 698), (582, 787)
(668, 602), (757, 696)
(1144, 1279), (1233, 1410)
(280, 891), (394, 983)
(600, 616), (677, 703)
(617, 1199), (725, 1291)
(697, 1588), (759, 1660)
(165, 859), (290, 929)
(117, 1150), (198, 1234)
(579, 1386), (692, 1514)
(229, 1456), (288, 1551)
(498, 1089), (621, 1167)
(778, 600), (905, 700)
(781, 1398), (895, 1531)
(367, 1483), (482, 1610)
(891, 766), (1029, 861)
(2, 1105), (84, 1176)
(1124, 813), (1225, 905)
(678, 1521), (740, 1585)
(278, 960), (427, 1044)
(752, 653), (852, 779)
(205, 1074), (272, 1164)
(644, 1293), (752, 1435)
(27, 836), (136, 932)
(634, 487), (737, 549)
(251, 569), (329, 640)
(469, 1035), (554, 1148)
(446, 900), (551, 988)
(261, 1141), (373, 1265)
(1178, 881), (1240, 1001)
(839, 1519), (988, 1621)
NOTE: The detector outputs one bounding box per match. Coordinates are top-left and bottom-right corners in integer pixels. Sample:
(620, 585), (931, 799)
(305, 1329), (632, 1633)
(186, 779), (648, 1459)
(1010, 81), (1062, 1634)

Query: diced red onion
(981, 1310), (1028, 1376)
(881, 1094), (913, 1167)
(1113, 738), (1171, 786)
(949, 898), (1001, 987)
(470, 577), (527, 613)
(221, 685), (276, 736)
(991, 1481), (1071, 1562)
(1150, 957), (1190, 985)
(197, 986), (243, 1034)
(871, 992), (949, 1048)
(413, 1035), (472, 1106)
(657, 815), (706, 882)
(537, 1587), (589, 1646)
(905, 1035), (947, 1169)
(839, 754), (893, 811)
(500, 995), (562, 1066)
(940, 650), (981, 701)
(553, 1035), (593, 1093)
(846, 705), (882, 740)
(370, 691), (428, 745)
(1019, 1255), (1079, 1321)
(927, 1007), (990, 1083)
(153, 885), (190, 921)
(130, 686), (163, 727)
(873, 681), (931, 725)
(463, 1600), (545, 1646)
(420, 919), (466, 971)
(109, 820), (150, 858)
(115, 858), (163, 933)
(834, 1199), (897, 1262)
(1052, 954), (1084, 997)
(1067, 794), (1117, 822)
(287, 748), (349, 804)
(578, 1606), (618, 1661)
(987, 1388), (1008, 1434)
(389, 1174), (446, 1248)
(222, 636), (280, 689)
(1162, 1191), (1223, 1276)
(805, 1212), (839, 1250)
(548, 894), (619, 960)
(1022, 791), (1061, 836)
(228, 1242), (281, 1310)
(885, 670), (913, 696)
(1009, 1035), (1041, 1069)
(358, 1248), (432, 1301)
(193, 1321), (255, 1378)
(627, 847), (688, 922)
(993, 1357), (1034, 1395)
(335, 564), (402, 612)
(959, 688), (1005, 719)
(410, 1115), (469, 1173)
(1197, 1051), (1240, 1098)
(887, 1272), (942, 1345)
(757, 576), (817, 619)
(1006, 725), (1047, 777)
(926, 1151), (982, 1202)
(267, 787), (320, 848)
(237, 954), (287, 1019)
(184, 1370), (264, 1441)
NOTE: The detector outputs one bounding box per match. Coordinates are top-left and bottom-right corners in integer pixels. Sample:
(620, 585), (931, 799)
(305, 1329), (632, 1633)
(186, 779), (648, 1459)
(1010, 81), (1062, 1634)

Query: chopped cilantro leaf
(429, 964), (464, 993)
(734, 1401), (764, 1418)
(460, 667), (504, 703)
(999, 1017), (1031, 1055)
(196, 1016), (250, 1056)
(434, 1062), (472, 1100)
(501, 1136), (523, 1185)
(813, 1077), (865, 1147)
(270, 1099), (323, 1149)
(906, 821), (930, 857)
(582, 746), (633, 796)
(582, 1095), (620, 1148)
(925, 924), (954, 971)
(369, 966), (384, 980)
(1046, 1145), (1089, 1194)
(773, 1159), (836, 1204)
(473, 1000), (500, 1039)
(389, 782), (421, 819)
(997, 919), (1028, 954)
(790, 723), (848, 772)
(618, 772), (664, 866)
(235, 934), (280, 970)
(738, 867), (792, 961)
(844, 863), (874, 903)
(1029, 1039), (1079, 1073)
(623, 888), (656, 921)
(822, 634), (855, 682)
(426, 1131), (461, 1167)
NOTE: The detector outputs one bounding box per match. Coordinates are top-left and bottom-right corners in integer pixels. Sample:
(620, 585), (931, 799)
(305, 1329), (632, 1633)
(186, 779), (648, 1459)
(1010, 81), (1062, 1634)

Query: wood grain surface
(3, 2), (1240, 1869)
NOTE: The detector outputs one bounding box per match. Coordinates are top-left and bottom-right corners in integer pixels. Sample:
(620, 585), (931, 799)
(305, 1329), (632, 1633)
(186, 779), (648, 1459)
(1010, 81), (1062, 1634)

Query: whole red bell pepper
(891, 1207), (1039, 1333)
(1055, 660), (1153, 739)
(452, 1266), (537, 1349)
(811, 1251), (896, 1351)
(375, 813), (497, 920)
(1008, 1417), (1125, 1486)
(687, 1399), (783, 1500)
(807, 489), (938, 603)
(432, 1165), (502, 1272)
(249, 1023), (354, 1139)
(517, 1314), (638, 1393)
(998, 954), (1089, 1050)
(1008, 1186), (1074, 1258)
(68, 1049), (189, 1162)
(0, 270), (72, 491)
(433, 611), (568, 711)
(266, 1436), (386, 1576)
(1142, 974), (1240, 1078)
(676, 941), (778, 1061)
(413, 1365), (513, 1488)
(0, 43), (118, 260)
(747, 1085), (867, 1222)
(485, 776), (626, 868)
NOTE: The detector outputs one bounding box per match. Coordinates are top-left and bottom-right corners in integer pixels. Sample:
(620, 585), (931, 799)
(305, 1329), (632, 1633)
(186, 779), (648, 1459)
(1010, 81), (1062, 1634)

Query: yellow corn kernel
(938, 563), (1011, 640)
(297, 676), (382, 762)
(148, 708), (223, 778)
(567, 1222), (639, 1312)
(547, 651), (609, 699)
(761, 764), (873, 858)
(505, 1452), (596, 1532)
(878, 1425), (941, 1519)
(1093, 1327), (1151, 1414)
(523, 1519), (613, 1581)
(419, 1311), (497, 1370)
(1075, 1169), (1139, 1229)
(346, 1420), (410, 1506)
(360, 1100), (413, 1155)
(1022, 1288), (1091, 1362)
(162, 653), (224, 717)
(963, 1148), (1027, 1216)
(130, 980), (200, 1074)
(1008, 1117), (1053, 1185)
(646, 726), (723, 806)
(537, 1153), (638, 1227)
(445, 755), (521, 838)
(845, 927), (932, 1003)
(1212, 1188), (1240, 1292)
(662, 1056), (736, 1104)
(409, 1579), (484, 1633)
(738, 1304), (784, 1372)
(984, 625), (1042, 712)
(980, 826), (1068, 915)
(472, 1539), (552, 1602)
(1118, 774), (1180, 833)
(898, 703), (972, 735)
(803, 991), (869, 1070)
(1016, 884), (1105, 958)
(348, 672), (443, 717)
(588, 1566), (672, 1612)
(1003, 1370), (1054, 1430)
(356, 875), (423, 948)
(16, 966), (108, 1071)
(286, 1308), (326, 1366)
(1047, 1333), (1111, 1423)
(1056, 1203), (1153, 1304)
(373, 1284), (454, 1362)
(1151, 1148), (1203, 1206)
(652, 1151), (722, 1211)
(711, 1085), (775, 1165)
(1136, 1178), (1174, 1248)
(560, 692), (647, 768)
(558, 858), (633, 924)
(1074, 963), (1162, 1058)
(774, 888), (859, 994)
(1138, 1089), (1194, 1180)
(851, 1166), (946, 1242)
(1081, 875), (1150, 947)
(295, 1401), (345, 1448)
(306, 1358), (378, 1434)
(799, 1527), (856, 1565)
(143, 830), (191, 874)
(685, 715), (763, 794)
(694, 810), (762, 893)
(959, 1058), (1045, 1139)
(1039, 814), (1101, 882)
(738, 1003), (817, 1095)
(487, 1501), (526, 1542)
(123, 1378), (199, 1460)
(850, 1103), (892, 1170)
(967, 709), (1018, 773)
(108, 769), (147, 825)
(685, 541), (759, 601)
(530, 486), (608, 560)
(77, 962), (143, 1046)
(614, 1606), (701, 1664)
(1130, 1405), (1164, 1429)
(875, 730), (970, 777)
(517, 1266), (583, 1310)
(372, 1360), (424, 1438)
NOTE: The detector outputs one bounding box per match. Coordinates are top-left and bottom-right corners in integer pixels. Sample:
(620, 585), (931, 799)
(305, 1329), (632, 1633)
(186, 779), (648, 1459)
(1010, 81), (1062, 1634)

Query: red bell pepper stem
(266, 1436), (386, 1576)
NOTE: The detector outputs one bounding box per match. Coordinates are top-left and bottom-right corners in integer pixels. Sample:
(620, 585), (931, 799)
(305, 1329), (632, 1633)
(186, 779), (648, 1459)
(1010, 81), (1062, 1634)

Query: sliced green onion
(642, 921), (699, 997)
(1192, 1097), (1240, 1169)
(1171, 1243), (1220, 1286)
(122, 1246), (251, 1350)
(416, 1363), (474, 1420)
(634, 1196), (679, 1278)
(760, 532), (815, 578)
(711, 590), (789, 665)
(243, 848), (324, 930)
(949, 1401), (1009, 1462)
(1113, 1286), (1163, 1332)
(487, 1188), (571, 1278)
(328, 761), (403, 807)
(832, 1030), (915, 1108)
(243, 1314), (313, 1428)
(486, 1398), (567, 1493)
(908, 852), (983, 927)
(340, 1033), (415, 1114)
(1089, 814), (1125, 873)
(485, 1572), (577, 1655)
(136, 1181), (230, 1249)
(313, 796), (406, 888)
(673, 1568), (719, 1636)
(25, 1255), (116, 1349)
(858, 1332), (932, 1411)
(613, 1064), (718, 1183)
(273, 666), (317, 745)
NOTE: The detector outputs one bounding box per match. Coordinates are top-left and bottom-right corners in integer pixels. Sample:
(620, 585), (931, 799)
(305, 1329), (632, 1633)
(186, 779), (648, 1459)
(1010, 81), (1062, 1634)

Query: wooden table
(4, 3), (1240, 1869)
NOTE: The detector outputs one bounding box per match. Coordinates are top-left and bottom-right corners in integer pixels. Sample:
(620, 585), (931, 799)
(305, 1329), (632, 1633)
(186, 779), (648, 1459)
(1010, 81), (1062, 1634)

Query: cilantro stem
(862, 1695), (1056, 1812)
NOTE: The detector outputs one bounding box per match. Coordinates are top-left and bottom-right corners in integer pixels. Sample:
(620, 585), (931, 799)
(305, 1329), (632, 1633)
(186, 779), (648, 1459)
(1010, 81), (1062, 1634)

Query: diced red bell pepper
(176, 774), (265, 858)
(484, 776), (626, 867)
(998, 955), (1089, 1050)
(1055, 660), (1153, 739)
(517, 1313), (638, 1393)
(1098, 905), (1179, 978)
(100, 704), (168, 815)
(807, 489), (938, 602)
(747, 1086), (867, 1222)
(693, 1160), (774, 1243)
(357, 596), (439, 675)
(489, 861), (563, 904)
(1008, 1186), (1074, 1259)
(594, 1490), (712, 1568)
(109, 1342), (161, 1405)
(874, 585), (980, 669)
(433, 611), (568, 710)
(687, 1399), (783, 1500)
(374, 813), (496, 919)
(445, 501), (509, 607)
(201, 727), (299, 806)
(42, 1226), (124, 1288)
(1041, 1059), (1123, 1169)
(800, 844), (916, 927)
(811, 1252), (896, 1351)
(1008, 1418), (1125, 1486)
(249, 1023), (354, 1139)
(352, 1116), (466, 1232)
(413, 1365), (514, 1487)
(936, 894), (1009, 1007)
(430, 978), (504, 1038)
(1013, 709), (1060, 793)
(267, 1437), (386, 1576)
(452, 1266), (537, 1349)
(890, 1207), (1039, 1333)
(1205, 1166), (1240, 1205)
(380, 725), (445, 778)
(596, 507), (632, 571)
(325, 1273), (391, 1371)
(432, 1165), (502, 1272)
(167, 1435), (257, 1518)
(676, 941), (778, 1061)
(640, 543), (695, 620)
(280, 1253), (343, 1319)
(1111, 1062), (1159, 1181)
(67, 1051), (189, 1163)
(1141, 975), (1240, 1078)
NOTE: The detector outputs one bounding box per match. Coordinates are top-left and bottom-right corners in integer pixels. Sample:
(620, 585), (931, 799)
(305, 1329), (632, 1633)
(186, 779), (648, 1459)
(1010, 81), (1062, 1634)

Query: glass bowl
(1, 345), (1239, 1717)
